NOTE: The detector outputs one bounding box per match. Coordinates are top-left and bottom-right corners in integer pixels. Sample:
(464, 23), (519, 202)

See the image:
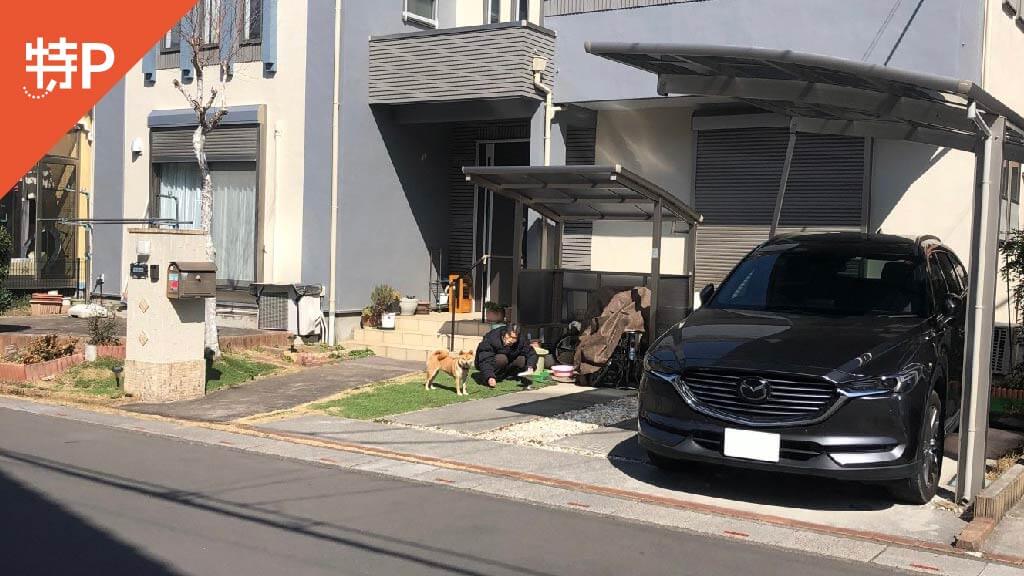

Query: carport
(462, 164), (703, 341)
(584, 42), (1024, 503)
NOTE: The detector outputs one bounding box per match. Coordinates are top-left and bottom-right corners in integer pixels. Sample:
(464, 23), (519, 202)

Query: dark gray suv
(640, 233), (967, 503)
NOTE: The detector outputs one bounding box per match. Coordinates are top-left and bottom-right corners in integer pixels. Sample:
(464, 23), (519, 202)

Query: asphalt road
(0, 408), (895, 576)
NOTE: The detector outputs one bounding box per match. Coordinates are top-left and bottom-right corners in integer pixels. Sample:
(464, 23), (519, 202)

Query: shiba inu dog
(425, 349), (475, 396)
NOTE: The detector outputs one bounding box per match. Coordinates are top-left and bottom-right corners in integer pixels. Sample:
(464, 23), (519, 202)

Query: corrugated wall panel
(368, 24), (555, 105)
(562, 222), (593, 270)
(694, 127), (865, 287)
(151, 125), (259, 163)
(561, 126), (596, 269)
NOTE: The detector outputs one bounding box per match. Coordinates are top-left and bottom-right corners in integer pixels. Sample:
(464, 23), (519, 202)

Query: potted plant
(85, 311), (119, 361)
(399, 294), (418, 316)
(484, 301), (506, 323)
(370, 284), (401, 330)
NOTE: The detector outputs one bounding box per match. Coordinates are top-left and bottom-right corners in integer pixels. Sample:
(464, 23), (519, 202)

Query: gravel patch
(478, 396), (637, 446)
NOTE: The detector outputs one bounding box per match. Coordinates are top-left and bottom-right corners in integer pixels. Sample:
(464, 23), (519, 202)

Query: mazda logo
(738, 377), (771, 403)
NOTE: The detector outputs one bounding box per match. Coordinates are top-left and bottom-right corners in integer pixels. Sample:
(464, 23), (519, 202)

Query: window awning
(462, 164), (702, 225)
(584, 42), (1024, 162)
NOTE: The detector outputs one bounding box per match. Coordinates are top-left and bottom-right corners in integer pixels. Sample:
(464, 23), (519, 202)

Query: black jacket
(474, 327), (538, 380)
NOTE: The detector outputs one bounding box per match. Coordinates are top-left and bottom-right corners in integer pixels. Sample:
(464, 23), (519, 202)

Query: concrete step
(353, 328), (481, 351)
(341, 341), (439, 364)
(394, 315), (494, 337)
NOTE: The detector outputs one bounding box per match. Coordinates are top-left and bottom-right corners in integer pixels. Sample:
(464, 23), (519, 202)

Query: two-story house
(90, 0), (1024, 354)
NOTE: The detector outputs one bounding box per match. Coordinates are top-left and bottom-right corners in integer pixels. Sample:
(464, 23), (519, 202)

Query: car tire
(646, 450), (686, 471)
(889, 390), (943, 505)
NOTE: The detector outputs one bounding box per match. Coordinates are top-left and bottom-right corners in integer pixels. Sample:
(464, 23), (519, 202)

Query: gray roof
(585, 43), (1024, 160)
(462, 164), (702, 224)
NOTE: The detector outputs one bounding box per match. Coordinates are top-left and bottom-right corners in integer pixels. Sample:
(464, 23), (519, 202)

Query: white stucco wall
(982, 1), (1024, 324)
(591, 106), (694, 274)
(119, 3), (309, 294)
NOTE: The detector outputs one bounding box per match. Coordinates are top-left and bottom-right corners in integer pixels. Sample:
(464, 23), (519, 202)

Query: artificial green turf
(991, 396), (1024, 416)
(205, 354), (280, 393)
(313, 369), (551, 420)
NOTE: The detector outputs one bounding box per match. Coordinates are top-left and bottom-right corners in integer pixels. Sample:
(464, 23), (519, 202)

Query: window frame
(515, 0), (529, 21)
(241, 0), (262, 45)
(403, 0), (438, 28)
(161, 24), (181, 54)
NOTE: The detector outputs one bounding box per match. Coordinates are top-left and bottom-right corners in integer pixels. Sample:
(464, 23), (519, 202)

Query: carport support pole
(650, 199), (662, 338)
(957, 113), (1006, 503)
(512, 200), (524, 325)
(770, 129), (797, 238)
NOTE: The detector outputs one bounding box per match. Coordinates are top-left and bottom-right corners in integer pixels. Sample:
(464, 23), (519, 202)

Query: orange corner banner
(0, 0), (198, 194)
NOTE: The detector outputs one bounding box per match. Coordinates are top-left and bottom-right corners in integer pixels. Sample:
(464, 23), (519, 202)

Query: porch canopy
(463, 164), (703, 346)
(585, 41), (1024, 504)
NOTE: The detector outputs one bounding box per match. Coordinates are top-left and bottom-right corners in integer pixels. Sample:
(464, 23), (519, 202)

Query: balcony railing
(7, 258), (82, 291)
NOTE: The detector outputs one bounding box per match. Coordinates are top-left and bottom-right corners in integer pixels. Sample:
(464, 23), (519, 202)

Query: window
(710, 246), (927, 316)
(516, 0), (529, 20)
(242, 0), (262, 43)
(1000, 161), (1022, 238)
(489, 0), (501, 23)
(200, 0), (221, 46)
(934, 252), (963, 295)
(403, 0), (437, 28)
(162, 24), (181, 53)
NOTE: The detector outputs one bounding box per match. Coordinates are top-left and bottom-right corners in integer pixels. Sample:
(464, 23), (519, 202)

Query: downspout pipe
(533, 70), (554, 167)
(327, 0), (342, 345)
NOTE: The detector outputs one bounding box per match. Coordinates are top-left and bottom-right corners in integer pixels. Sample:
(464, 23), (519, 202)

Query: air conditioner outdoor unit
(992, 323), (1023, 375)
(253, 284), (324, 337)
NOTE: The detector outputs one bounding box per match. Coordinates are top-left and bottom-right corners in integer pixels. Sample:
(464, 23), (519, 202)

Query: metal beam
(957, 115), (1006, 503)
(790, 117), (976, 152)
(770, 130), (797, 237)
(512, 200), (524, 325)
(658, 75), (977, 135)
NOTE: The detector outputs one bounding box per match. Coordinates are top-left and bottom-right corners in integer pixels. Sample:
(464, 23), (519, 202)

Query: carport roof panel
(584, 42), (1024, 154)
(462, 164), (702, 224)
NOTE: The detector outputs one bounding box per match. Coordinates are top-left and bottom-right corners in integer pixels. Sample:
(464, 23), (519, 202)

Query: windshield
(708, 244), (927, 317)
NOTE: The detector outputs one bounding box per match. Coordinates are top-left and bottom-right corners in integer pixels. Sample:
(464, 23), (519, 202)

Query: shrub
(369, 284), (400, 316)
(87, 313), (120, 346)
(19, 334), (77, 364)
(0, 227), (12, 313)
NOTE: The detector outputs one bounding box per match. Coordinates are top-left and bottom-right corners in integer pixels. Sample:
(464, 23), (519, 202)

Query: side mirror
(699, 283), (715, 305)
(944, 294), (962, 316)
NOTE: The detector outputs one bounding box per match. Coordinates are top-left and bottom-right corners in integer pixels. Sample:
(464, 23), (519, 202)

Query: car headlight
(841, 364), (924, 395)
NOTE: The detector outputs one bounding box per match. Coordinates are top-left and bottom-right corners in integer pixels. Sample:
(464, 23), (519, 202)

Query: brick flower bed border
(221, 332), (293, 352)
(0, 353), (85, 382)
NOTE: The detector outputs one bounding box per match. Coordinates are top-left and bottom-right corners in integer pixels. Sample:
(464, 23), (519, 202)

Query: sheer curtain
(210, 164), (256, 285)
(157, 162), (256, 285)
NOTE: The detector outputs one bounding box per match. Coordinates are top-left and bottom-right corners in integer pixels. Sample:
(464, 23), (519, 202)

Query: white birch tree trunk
(193, 126), (221, 358)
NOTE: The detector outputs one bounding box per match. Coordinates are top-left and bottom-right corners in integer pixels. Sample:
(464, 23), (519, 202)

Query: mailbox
(167, 261), (217, 299)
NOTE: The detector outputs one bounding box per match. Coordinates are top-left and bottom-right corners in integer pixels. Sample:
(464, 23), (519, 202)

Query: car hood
(655, 307), (929, 380)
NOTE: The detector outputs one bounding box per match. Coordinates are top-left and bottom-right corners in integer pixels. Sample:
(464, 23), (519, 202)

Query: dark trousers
(494, 354), (527, 379)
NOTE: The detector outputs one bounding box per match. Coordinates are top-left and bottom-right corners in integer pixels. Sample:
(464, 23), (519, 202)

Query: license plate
(723, 428), (781, 462)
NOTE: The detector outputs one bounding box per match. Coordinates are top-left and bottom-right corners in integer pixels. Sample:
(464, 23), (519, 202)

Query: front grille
(680, 369), (839, 424)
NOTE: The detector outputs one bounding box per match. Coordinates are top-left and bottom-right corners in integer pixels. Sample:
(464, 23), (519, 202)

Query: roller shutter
(694, 127), (866, 288)
(151, 125), (260, 163)
(560, 126), (596, 270)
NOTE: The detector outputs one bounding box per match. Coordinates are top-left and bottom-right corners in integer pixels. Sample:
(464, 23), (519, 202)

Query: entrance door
(474, 140), (529, 310)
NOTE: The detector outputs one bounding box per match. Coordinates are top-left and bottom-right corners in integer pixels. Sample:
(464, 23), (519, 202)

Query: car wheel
(646, 450), (685, 471)
(889, 390), (943, 505)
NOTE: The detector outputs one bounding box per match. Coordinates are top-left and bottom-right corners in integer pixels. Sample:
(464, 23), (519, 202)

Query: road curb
(955, 464), (1024, 552)
(4, 394), (1024, 573)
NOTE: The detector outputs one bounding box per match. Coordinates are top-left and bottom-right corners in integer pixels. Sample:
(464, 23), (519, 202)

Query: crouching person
(475, 323), (537, 389)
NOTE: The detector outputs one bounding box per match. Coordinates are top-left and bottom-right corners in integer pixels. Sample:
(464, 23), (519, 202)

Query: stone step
(353, 328), (481, 350)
